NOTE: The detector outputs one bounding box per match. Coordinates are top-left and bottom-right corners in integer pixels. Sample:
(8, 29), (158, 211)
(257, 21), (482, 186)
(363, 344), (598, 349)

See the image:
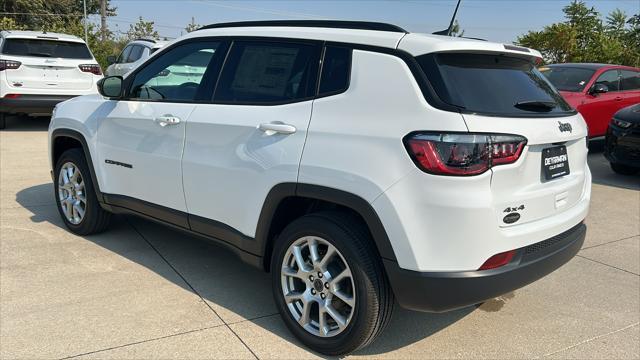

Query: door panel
(96, 40), (224, 213)
(182, 40), (321, 239)
(579, 69), (620, 137)
(96, 101), (193, 212)
(183, 102), (313, 237)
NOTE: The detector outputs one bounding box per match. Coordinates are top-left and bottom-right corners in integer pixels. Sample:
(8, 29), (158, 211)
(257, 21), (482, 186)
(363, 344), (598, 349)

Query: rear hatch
(1, 37), (96, 91)
(415, 51), (589, 227)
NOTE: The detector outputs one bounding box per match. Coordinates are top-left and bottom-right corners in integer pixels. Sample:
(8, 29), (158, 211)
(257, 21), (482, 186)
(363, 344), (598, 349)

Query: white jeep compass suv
(0, 31), (102, 129)
(48, 21), (591, 355)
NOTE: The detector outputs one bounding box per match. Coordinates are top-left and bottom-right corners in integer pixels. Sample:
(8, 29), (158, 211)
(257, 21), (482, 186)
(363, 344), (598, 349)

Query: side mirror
(98, 76), (124, 98)
(106, 55), (117, 65)
(589, 83), (609, 95)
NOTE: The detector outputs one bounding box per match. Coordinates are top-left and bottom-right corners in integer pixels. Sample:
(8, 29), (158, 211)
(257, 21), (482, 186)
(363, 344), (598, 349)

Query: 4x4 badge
(558, 121), (572, 133)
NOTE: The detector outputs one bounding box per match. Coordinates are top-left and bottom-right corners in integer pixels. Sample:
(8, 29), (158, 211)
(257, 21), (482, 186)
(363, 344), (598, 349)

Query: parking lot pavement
(1, 117), (639, 359)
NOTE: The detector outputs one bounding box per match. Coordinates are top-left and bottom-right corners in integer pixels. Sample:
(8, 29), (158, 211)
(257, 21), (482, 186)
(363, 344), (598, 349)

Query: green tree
(517, 0), (639, 66)
(125, 16), (159, 41)
(185, 17), (200, 33)
(450, 20), (464, 37)
(0, 0), (115, 31)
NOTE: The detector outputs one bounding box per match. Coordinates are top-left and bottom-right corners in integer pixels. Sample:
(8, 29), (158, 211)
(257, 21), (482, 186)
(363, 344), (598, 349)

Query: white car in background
(104, 38), (168, 77)
(0, 31), (102, 129)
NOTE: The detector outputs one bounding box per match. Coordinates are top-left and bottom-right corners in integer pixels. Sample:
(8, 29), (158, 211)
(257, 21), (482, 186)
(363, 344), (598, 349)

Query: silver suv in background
(0, 31), (102, 129)
(104, 38), (168, 77)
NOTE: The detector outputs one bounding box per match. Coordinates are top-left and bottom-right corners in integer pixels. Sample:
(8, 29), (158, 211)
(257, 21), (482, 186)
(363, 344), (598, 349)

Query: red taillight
(479, 250), (516, 270)
(405, 133), (526, 176)
(78, 64), (102, 75)
(3, 94), (21, 99)
(0, 60), (21, 71)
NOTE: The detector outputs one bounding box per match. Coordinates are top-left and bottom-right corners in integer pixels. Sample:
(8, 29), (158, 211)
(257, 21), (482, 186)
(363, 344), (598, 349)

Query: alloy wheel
(280, 236), (356, 337)
(57, 162), (87, 225)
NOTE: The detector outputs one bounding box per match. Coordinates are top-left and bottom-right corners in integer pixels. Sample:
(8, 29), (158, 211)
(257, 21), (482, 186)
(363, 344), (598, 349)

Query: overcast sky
(102, 0), (640, 43)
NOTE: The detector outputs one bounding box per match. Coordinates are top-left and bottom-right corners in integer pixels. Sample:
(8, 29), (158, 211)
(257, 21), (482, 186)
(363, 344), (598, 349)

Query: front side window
(417, 53), (574, 117)
(117, 45), (132, 63)
(1, 38), (92, 59)
(620, 70), (640, 91)
(127, 45), (144, 63)
(128, 41), (221, 102)
(214, 41), (321, 104)
(319, 46), (352, 96)
(539, 66), (595, 92)
(594, 70), (620, 92)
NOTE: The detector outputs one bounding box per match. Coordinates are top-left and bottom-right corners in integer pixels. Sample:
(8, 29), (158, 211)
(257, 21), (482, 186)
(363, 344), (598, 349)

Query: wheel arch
(51, 129), (104, 203)
(258, 183), (397, 272)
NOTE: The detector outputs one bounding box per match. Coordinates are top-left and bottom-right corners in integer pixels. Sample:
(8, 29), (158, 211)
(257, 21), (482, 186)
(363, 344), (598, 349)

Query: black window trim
(315, 45), (353, 99)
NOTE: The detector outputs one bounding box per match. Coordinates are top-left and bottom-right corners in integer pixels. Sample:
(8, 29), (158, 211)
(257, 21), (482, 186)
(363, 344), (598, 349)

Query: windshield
(1, 38), (93, 59)
(417, 53), (574, 117)
(539, 66), (595, 92)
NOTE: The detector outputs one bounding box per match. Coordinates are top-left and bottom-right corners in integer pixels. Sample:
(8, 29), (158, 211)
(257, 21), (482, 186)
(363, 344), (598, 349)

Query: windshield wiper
(514, 100), (556, 112)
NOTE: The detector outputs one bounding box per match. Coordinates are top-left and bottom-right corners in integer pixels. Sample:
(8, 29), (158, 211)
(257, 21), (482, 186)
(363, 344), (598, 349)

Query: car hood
(614, 103), (640, 123)
(558, 91), (584, 108)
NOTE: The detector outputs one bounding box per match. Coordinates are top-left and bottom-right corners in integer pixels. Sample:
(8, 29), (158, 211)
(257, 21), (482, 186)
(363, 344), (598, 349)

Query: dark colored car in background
(604, 103), (640, 175)
(540, 64), (640, 138)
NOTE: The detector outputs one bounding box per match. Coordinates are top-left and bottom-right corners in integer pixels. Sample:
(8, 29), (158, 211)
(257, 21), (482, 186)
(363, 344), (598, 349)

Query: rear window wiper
(26, 52), (53, 57)
(513, 100), (556, 112)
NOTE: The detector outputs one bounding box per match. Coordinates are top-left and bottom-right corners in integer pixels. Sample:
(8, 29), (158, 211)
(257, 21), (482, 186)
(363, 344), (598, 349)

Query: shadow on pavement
(1, 115), (51, 132)
(16, 183), (471, 355)
(588, 140), (640, 191)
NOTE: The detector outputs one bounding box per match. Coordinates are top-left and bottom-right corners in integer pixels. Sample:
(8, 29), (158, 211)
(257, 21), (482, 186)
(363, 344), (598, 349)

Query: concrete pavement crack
(60, 324), (227, 359)
(540, 322), (639, 358)
(580, 234), (640, 250)
(124, 217), (260, 360)
(576, 254), (639, 276)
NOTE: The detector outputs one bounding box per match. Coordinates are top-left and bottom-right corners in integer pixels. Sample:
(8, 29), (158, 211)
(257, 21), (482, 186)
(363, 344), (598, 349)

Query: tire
(271, 211), (394, 355)
(54, 148), (111, 235)
(610, 163), (639, 175)
(0, 112), (6, 130)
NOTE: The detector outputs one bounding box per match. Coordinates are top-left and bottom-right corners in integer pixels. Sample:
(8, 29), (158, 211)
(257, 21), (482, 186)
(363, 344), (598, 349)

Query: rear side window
(595, 70), (620, 92)
(417, 53), (574, 117)
(1, 38), (92, 59)
(214, 41), (321, 104)
(319, 46), (352, 96)
(620, 70), (640, 91)
(539, 66), (595, 92)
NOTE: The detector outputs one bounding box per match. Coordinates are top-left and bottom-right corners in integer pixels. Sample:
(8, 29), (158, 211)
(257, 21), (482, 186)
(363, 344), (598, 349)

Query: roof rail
(198, 20), (408, 33)
(134, 38), (157, 43)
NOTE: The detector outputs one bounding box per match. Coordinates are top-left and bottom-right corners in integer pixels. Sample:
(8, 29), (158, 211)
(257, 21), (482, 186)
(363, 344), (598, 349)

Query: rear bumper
(604, 126), (640, 167)
(385, 223), (586, 312)
(0, 95), (76, 115)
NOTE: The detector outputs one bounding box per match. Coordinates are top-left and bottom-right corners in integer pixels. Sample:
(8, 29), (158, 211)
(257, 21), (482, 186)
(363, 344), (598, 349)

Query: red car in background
(540, 63), (640, 138)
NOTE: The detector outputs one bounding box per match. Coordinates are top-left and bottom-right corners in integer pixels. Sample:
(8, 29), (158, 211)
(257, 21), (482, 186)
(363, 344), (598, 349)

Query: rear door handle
(259, 122), (296, 135)
(154, 115), (181, 127)
(614, 96), (623, 101)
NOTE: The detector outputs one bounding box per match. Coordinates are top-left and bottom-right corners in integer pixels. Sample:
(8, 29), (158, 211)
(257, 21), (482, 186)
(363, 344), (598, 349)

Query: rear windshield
(539, 66), (595, 92)
(417, 53), (574, 117)
(1, 38), (93, 59)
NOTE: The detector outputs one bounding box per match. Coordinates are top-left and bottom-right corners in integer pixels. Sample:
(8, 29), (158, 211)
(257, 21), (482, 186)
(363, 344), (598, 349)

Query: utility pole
(83, 0), (88, 43)
(100, 0), (107, 41)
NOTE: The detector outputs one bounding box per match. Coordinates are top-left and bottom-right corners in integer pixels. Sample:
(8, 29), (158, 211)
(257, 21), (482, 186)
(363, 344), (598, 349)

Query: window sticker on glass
(230, 46), (299, 97)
